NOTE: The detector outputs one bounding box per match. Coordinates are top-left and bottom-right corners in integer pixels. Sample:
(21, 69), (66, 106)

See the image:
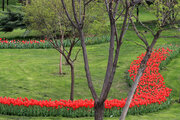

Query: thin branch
(61, 0), (78, 28)
(113, 0), (121, 17)
(67, 41), (75, 60)
(139, 30), (148, 41)
(130, 0), (142, 6)
(74, 38), (80, 45)
(132, 15), (155, 36)
(82, 0), (86, 27)
(115, 8), (125, 21)
(149, 29), (163, 50)
(125, 38), (147, 49)
(129, 13), (149, 47)
(100, 0), (130, 103)
(104, 0), (109, 13)
(160, 35), (180, 38)
(114, 23), (119, 45)
(73, 49), (81, 62)
(72, 0), (80, 25)
(118, 2), (130, 45)
(85, 0), (94, 6)
(79, 0), (82, 23)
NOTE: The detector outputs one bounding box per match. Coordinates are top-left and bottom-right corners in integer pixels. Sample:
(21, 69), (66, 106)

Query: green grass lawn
(0, 3), (179, 119)
(0, 32), (179, 119)
(161, 54), (180, 100)
(0, 42), (142, 100)
(0, 20), (179, 118)
(0, 30), (178, 100)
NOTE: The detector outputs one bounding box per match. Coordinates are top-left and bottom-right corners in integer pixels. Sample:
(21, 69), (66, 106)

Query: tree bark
(70, 64), (74, 101)
(78, 29), (98, 101)
(94, 101), (104, 120)
(119, 30), (162, 120)
(59, 34), (63, 74)
(2, 0), (4, 11)
(119, 50), (151, 120)
(59, 53), (62, 74)
(136, 6), (139, 23)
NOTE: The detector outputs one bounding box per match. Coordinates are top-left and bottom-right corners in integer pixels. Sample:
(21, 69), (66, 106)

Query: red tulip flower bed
(0, 36), (111, 49)
(0, 47), (176, 117)
(0, 38), (52, 49)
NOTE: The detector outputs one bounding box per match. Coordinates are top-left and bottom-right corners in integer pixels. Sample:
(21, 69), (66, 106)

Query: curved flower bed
(0, 47), (175, 117)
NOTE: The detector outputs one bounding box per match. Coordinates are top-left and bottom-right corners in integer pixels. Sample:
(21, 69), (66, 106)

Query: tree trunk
(2, 0), (4, 11)
(94, 101), (104, 120)
(136, 6), (139, 23)
(59, 23), (64, 74)
(119, 68), (144, 120)
(120, 50), (151, 120)
(78, 29), (98, 101)
(70, 64), (74, 101)
(119, 29), (162, 120)
(7, 0), (8, 6)
(59, 53), (62, 74)
(59, 35), (63, 74)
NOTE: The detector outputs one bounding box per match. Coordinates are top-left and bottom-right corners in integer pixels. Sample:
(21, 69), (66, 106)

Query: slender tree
(24, 0), (81, 100)
(7, 0), (8, 6)
(61, 0), (130, 119)
(2, 0), (5, 11)
(119, 0), (179, 119)
(61, 0), (179, 119)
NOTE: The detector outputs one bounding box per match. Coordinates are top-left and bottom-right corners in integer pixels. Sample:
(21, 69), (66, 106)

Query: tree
(61, 0), (179, 119)
(2, 0), (5, 11)
(119, 0), (180, 119)
(136, 0), (154, 22)
(24, 0), (81, 101)
(0, 8), (25, 32)
(61, 0), (130, 119)
(1, 0), (10, 11)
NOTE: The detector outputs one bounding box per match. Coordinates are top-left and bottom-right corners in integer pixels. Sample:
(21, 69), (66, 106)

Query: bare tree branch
(100, 0), (130, 103)
(125, 38), (147, 49)
(132, 15), (155, 36)
(115, 8), (125, 21)
(73, 49), (81, 62)
(85, 0), (94, 6)
(72, 0), (80, 25)
(79, 0), (82, 23)
(113, 0), (121, 17)
(61, 0), (78, 28)
(129, 14), (149, 47)
(82, 0), (86, 27)
(104, 0), (109, 12)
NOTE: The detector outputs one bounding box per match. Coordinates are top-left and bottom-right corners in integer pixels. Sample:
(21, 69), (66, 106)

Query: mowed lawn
(0, 31), (178, 100)
(0, 41), (145, 101)
(0, 20), (179, 119)
(0, 44), (180, 120)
